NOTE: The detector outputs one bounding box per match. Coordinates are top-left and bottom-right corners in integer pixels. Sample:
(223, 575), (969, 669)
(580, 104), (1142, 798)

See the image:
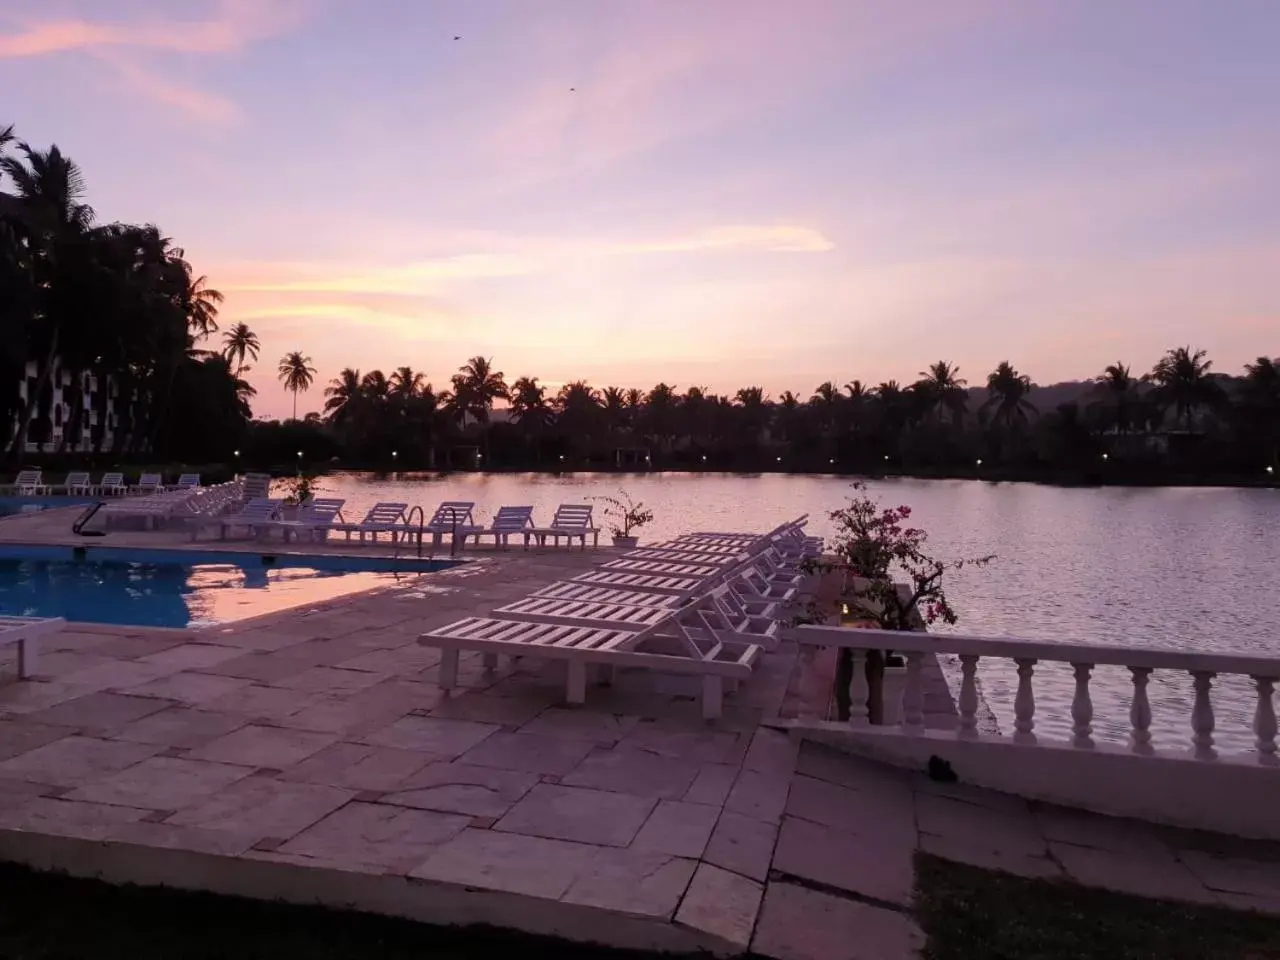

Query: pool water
(0, 546), (456, 628)
(0, 496), (96, 517)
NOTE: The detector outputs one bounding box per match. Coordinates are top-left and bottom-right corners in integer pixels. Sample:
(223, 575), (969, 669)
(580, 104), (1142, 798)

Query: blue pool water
(0, 545), (456, 628)
(0, 496), (95, 517)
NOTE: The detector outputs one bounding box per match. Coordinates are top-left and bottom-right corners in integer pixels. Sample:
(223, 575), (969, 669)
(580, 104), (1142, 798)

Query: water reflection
(0, 557), (409, 629)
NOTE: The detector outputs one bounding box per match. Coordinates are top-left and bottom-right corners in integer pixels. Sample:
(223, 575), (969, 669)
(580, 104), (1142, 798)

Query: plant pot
(612, 536), (638, 549)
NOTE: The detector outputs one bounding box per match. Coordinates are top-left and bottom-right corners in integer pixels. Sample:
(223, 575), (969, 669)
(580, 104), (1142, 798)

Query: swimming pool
(0, 545), (457, 628)
(0, 496), (95, 517)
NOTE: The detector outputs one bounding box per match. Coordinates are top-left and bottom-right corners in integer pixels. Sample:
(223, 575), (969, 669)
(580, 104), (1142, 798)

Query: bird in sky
(453, 35), (462, 40)
(569, 87), (576, 92)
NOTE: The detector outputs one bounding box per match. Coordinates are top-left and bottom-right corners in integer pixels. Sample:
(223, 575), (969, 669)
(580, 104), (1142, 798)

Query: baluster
(957, 654), (980, 739)
(1071, 662), (1094, 748)
(1013, 658), (1037, 744)
(1190, 670), (1216, 760)
(903, 652), (925, 732)
(1253, 676), (1277, 761)
(1129, 667), (1153, 754)
(847, 649), (869, 728)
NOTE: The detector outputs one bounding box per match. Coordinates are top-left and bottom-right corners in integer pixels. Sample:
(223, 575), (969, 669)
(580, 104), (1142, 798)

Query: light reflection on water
(317, 471), (1280, 751)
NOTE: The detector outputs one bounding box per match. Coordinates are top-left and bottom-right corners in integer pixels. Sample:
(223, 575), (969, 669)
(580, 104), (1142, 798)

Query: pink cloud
(0, 0), (304, 58)
(92, 49), (240, 126)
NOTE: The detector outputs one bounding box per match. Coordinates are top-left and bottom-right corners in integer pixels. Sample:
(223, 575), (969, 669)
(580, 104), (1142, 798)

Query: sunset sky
(3, 0), (1278, 419)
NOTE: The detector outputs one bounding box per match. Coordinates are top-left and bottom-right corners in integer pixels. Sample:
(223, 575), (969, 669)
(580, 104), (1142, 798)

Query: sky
(2, 0), (1278, 419)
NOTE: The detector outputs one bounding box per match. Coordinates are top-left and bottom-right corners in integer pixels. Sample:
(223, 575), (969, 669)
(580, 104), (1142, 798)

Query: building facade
(12, 359), (127, 453)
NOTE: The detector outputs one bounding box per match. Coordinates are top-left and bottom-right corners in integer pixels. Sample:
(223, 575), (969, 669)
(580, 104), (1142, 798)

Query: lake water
(316, 471), (1280, 751)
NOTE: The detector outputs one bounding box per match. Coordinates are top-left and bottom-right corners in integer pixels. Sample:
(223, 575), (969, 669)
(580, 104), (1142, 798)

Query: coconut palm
(982, 362), (1036, 430)
(221, 323), (260, 377)
(277, 351), (316, 420)
(449, 355), (508, 427)
(323, 368), (362, 424)
(185, 274), (223, 339)
(1147, 346), (1223, 431)
(915, 361), (968, 425)
(390, 366), (424, 399)
(1090, 362), (1141, 434)
(1240, 357), (1280, 466)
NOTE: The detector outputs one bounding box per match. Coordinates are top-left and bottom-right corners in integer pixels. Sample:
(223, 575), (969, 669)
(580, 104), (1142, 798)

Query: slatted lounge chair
(332, 502), (409, 542)
(531, 582), (690, 610)
(733, 566), (798, 604)
(601, 557), (724, 578)
(644, 539), (757, 558)
(420, 588), (763, 719)
(241, 473), (272, 501)
(174, 473), (201, 490)
(63, 471), (92, 495)
(134, 472), (163, 494)
(104, 489), (199, 530)
(469, 505), (535, 549)
(97, 472), (126, 496)
(257, 498), (347, 542)
(422, 502), (485, 547)
(626, 547), (750, 567)
(12, 470), (45, 495)
(0, 615), (65, 679)
(569, 569), (713, 598)
(528, 503), (599, 549)
(190, 497), (282, 540)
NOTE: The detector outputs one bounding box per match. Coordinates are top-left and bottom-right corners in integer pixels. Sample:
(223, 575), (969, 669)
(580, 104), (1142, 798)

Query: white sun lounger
(470, 505), (535, 549)
(241, 473), (272, 501)
(332, 502), (409, 542)
(12, 470), (45, 495)
(63, 471), (92, 495)
(625, 547), (750, 567)
(422, 501), (484, 547)
(528, 503), (599, 549)
(174, 473), (201, 490)
(420, 591), (763, 719)
(134, 472), (163, 494)
(570, 570), (708, 597)
(97, 472), (126, 496)
(190, 497), (282, 540)
(257, 498), (347, 542)
(1, 615), (65, 677)
(0, 615), (65, 678)
(531, 582), (690, 610)
(601, 557), (723, 578)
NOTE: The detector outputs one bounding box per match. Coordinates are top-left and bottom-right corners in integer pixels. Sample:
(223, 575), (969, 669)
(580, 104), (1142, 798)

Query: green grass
(0, 862), (675, 960)
(915, 853), (1280, 960)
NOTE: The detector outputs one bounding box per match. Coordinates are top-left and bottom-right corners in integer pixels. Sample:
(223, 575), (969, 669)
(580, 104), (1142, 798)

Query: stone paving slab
(0, 539), (1278, 956)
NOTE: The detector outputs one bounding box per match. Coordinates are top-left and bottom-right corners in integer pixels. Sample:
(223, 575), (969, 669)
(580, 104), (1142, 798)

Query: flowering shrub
(797, 482), (993, 631)
(280, 472), (320, 506)
(593, 491), (654, 538)
(795, 482), (994, 723)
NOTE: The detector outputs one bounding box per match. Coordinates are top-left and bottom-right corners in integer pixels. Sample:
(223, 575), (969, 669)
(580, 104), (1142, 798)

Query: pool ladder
(71, 501), (108, 537)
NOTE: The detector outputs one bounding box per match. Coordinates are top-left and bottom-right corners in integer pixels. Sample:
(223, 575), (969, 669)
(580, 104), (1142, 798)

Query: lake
(316, 471), (1280, 751)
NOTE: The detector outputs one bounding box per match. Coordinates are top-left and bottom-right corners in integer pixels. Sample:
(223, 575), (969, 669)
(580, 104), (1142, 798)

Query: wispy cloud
(219, 224), (834, 295)
(0, 0), (303, 58)
(0, 0), (305, 124)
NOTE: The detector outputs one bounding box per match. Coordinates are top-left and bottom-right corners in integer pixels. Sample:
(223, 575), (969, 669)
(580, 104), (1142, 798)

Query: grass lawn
(0, 862), (672, 960)
(915, 853), (1280, 960)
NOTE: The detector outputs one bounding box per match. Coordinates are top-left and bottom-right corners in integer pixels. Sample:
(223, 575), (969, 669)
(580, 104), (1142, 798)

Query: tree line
(256, 349), (1280, 480)
(1, 125), (249, 464)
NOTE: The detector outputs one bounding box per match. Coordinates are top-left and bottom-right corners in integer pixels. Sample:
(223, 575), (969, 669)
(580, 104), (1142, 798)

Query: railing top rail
(783, 624), (1280, 677)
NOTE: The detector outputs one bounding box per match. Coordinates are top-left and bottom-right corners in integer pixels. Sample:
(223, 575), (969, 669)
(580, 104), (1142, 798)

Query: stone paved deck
(0, 520), (1278, 957)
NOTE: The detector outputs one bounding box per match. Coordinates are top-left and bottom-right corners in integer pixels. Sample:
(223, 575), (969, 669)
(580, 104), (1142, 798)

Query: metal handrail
(394, 505), (426, 563)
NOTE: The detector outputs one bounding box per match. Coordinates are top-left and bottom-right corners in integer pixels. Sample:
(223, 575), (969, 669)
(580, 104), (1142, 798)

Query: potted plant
(594, 491), (653, 549)
(795, 482), (993, 725)
(279, 473), (319, 519)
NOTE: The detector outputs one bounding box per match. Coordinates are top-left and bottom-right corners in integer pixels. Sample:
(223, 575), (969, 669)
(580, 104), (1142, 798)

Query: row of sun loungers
(418, 517), (819, 719)
(189, 498), (603, 548)
(6, 470), (201, 496)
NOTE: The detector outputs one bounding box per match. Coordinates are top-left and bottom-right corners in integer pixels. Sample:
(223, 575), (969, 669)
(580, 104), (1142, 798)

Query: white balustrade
(783, 625), (1280, 764)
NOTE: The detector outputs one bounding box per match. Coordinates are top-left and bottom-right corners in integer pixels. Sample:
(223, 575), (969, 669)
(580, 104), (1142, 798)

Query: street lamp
(233, 450), (240, 458)
(776, 456), (782, 463)
(1102, 453), (1109, 461)
(976, 458), (983, 467)
(1268, 465), (1275, 476)
(391, 451), (398, 462)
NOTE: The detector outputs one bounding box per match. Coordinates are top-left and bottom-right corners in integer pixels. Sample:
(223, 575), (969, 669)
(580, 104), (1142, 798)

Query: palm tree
(1090, 362), (1141, 434)
(185, 274), (223, 340)
(915, 361), (968, 425)
(1240, 357), (1280, 467)
(449, 355), (508, 428)
(277, 351), (316, 420)
(509, 376), (552, 462)
(221, 323), (260, 377)
(324, 368), (362, 424)
(1, 140), (98, 458)
(982, 362), (1036, 430)
(390, 366), (424, 399)
(1148, 346), (1223, 431)
(600, 386), (629, 437)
